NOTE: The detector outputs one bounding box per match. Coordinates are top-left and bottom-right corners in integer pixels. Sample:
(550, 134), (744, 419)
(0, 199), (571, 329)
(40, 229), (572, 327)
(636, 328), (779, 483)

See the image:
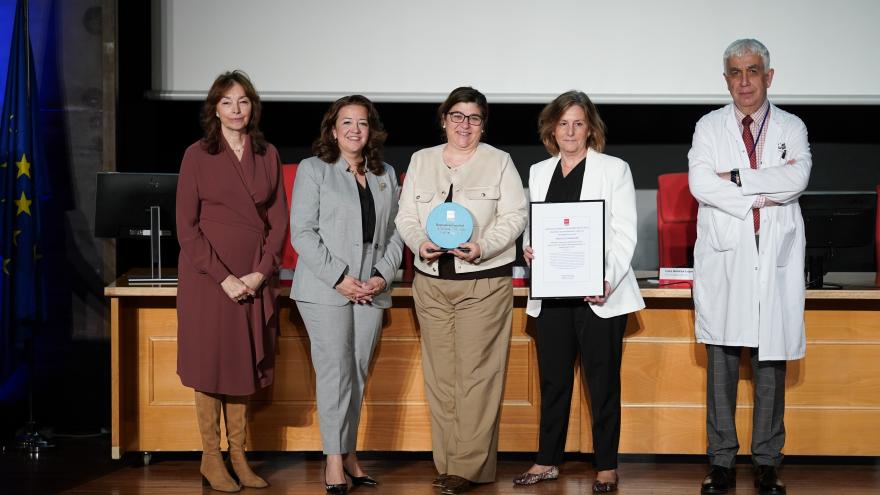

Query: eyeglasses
(446, 111), (484, 126)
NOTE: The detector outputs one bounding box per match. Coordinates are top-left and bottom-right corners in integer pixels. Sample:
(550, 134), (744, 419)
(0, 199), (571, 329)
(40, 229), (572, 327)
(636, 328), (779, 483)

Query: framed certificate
(529, 200), (605, 299)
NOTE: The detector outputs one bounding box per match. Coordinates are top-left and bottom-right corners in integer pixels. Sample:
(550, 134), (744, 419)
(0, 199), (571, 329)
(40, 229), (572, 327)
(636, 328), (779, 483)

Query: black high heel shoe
(344, 467), (379, 487)
(325, 465), (349, 494)
(325, 482), (348, 494)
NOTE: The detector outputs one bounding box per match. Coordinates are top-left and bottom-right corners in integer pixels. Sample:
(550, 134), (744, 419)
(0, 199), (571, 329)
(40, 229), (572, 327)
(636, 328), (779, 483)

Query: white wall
(152, 0), (880, 103)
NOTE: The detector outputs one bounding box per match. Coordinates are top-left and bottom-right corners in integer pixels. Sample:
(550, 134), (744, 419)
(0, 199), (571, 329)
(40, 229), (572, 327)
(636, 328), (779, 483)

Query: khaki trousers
(412, 273), (512, 483)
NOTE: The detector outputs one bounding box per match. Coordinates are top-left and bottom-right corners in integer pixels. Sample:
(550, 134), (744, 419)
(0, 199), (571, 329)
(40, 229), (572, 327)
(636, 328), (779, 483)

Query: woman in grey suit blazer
(290, 95), (403, 494)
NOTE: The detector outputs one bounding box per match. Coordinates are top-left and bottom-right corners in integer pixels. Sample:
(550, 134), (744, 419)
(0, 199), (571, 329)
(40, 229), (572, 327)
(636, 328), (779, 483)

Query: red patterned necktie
(741, 115), (760, 233)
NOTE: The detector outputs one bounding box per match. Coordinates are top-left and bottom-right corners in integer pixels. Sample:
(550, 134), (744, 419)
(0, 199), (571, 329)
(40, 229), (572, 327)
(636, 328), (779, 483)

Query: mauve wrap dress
(175, 138), (288, 396)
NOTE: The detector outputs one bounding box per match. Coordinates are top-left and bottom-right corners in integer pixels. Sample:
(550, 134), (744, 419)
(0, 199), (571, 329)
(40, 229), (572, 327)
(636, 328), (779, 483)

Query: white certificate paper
(529, 200), (605, 299)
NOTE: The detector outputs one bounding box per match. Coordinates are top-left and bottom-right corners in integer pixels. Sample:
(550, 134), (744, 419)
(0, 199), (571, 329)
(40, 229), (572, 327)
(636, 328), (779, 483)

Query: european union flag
(0, 0), (50, 390)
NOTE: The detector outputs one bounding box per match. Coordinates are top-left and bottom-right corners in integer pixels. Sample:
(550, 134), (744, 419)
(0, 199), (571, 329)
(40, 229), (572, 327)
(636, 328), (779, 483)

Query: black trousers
(534, 300), (628, 470)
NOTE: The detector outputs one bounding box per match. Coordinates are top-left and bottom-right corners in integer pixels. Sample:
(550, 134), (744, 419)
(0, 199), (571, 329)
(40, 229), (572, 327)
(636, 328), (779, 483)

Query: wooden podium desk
(106, 273), (880, 461)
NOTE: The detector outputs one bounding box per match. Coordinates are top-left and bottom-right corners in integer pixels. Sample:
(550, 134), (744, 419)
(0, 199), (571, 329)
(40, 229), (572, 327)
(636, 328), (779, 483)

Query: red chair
(875, 184), (879, 286)
(657, 172), (698, 268)
(281, 164), (299, 285)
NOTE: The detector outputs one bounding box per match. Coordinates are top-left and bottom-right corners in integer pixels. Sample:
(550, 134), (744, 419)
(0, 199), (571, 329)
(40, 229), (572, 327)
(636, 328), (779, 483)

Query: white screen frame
(151, 0), (880, 104)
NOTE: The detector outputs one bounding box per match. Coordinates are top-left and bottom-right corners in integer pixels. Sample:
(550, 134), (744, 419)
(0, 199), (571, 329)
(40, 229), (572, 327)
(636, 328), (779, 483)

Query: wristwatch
(730, 169), (741, 187)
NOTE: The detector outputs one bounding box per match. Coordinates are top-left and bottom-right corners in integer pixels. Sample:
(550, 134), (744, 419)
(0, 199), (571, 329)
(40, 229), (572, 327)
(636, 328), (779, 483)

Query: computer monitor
(799, 191), (877, 289)
(94, 172), (178, 283)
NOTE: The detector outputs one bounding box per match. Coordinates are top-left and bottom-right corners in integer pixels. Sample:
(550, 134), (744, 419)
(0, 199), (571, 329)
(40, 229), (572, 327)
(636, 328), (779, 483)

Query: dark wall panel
(117, 2), (880, 275)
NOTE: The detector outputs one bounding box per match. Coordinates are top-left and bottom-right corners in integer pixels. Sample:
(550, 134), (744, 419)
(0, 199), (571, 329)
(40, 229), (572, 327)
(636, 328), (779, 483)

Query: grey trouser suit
(297, 245), (384, 454)
(289, 157), (403, 455)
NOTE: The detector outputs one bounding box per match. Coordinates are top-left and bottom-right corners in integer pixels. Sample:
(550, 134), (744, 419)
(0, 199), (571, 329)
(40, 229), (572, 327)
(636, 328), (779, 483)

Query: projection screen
(151, 0), (880, 104)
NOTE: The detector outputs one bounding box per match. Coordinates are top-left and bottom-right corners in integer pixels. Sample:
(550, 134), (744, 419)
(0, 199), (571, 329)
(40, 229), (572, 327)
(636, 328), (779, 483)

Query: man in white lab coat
(688, 39), (811, 495)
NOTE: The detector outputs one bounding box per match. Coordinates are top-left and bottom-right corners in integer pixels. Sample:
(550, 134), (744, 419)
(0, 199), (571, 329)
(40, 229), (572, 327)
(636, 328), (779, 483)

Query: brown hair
(312, 95), (388, 175)
(538, 90), (606, 155)
(437, 86), (489, 136)
(200, 70), (267, 155)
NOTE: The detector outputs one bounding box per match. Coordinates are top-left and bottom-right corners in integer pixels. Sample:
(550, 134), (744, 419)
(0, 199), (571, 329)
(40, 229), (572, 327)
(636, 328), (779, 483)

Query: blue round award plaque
(426, 202), (474, 249)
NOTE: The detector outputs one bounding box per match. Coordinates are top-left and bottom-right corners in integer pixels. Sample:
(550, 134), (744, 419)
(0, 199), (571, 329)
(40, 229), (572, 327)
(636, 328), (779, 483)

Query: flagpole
(14, 0), (53, 455)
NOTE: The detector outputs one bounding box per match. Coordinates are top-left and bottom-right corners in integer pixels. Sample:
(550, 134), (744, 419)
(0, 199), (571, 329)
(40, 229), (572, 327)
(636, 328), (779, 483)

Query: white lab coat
(524, 150), (645, 319)
(688, 103), (811, 361)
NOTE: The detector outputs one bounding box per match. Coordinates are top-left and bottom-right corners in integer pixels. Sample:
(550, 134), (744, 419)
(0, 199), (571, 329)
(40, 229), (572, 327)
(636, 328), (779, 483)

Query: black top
(418, 185), (513, 280)
(541, 158), (589, 308)
(356, 177), (375, 243)
(544, 157), (586, 203)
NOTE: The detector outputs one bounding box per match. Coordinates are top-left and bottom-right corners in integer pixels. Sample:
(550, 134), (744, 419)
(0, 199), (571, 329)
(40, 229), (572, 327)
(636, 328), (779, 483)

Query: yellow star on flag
(16, 153), (31, 178)
(0, 161), (6, 168)
(14, 190), (32, 216)
(2, 258), (9, 275)
(13, 229), (21, 246)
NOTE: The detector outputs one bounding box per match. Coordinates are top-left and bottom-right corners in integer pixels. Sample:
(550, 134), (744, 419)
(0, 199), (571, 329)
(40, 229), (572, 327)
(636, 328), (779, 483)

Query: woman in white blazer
(290, 95), (403, 494)
(517, 91), (644, 494)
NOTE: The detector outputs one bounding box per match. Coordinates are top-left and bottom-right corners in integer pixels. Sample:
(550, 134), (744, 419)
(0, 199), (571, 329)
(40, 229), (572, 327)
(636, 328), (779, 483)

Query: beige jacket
(395, 143), (527, 276)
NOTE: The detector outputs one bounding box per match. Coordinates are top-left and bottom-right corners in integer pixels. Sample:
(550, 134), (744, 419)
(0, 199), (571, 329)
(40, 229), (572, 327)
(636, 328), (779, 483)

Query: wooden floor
(65, 458), (880, 495)
(4, 436), (879, 494)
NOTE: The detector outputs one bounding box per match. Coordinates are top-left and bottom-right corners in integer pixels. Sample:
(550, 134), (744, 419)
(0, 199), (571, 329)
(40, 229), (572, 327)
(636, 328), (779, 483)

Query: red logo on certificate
(563, 218), (570, 225)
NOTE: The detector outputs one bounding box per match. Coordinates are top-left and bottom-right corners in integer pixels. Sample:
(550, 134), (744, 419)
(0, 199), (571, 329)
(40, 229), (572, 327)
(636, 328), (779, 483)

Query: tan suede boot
(195, 391), (241, 492)
(224, 395), (268, 488)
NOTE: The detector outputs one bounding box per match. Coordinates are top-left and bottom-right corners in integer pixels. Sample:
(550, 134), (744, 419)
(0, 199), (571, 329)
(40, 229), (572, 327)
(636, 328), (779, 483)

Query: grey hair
(723, 39), (770, 71)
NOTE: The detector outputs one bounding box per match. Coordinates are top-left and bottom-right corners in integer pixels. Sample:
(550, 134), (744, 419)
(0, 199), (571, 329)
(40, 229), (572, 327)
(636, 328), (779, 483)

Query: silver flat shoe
(513, 465), (560, 485)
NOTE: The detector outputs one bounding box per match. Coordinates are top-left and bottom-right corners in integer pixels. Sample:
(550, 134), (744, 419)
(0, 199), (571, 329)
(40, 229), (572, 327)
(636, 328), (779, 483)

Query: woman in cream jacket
(395, 87), (527, 495)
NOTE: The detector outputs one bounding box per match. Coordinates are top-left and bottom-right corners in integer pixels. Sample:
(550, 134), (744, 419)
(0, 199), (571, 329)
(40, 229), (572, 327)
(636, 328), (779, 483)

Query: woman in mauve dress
(176, 70), (287, 493)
